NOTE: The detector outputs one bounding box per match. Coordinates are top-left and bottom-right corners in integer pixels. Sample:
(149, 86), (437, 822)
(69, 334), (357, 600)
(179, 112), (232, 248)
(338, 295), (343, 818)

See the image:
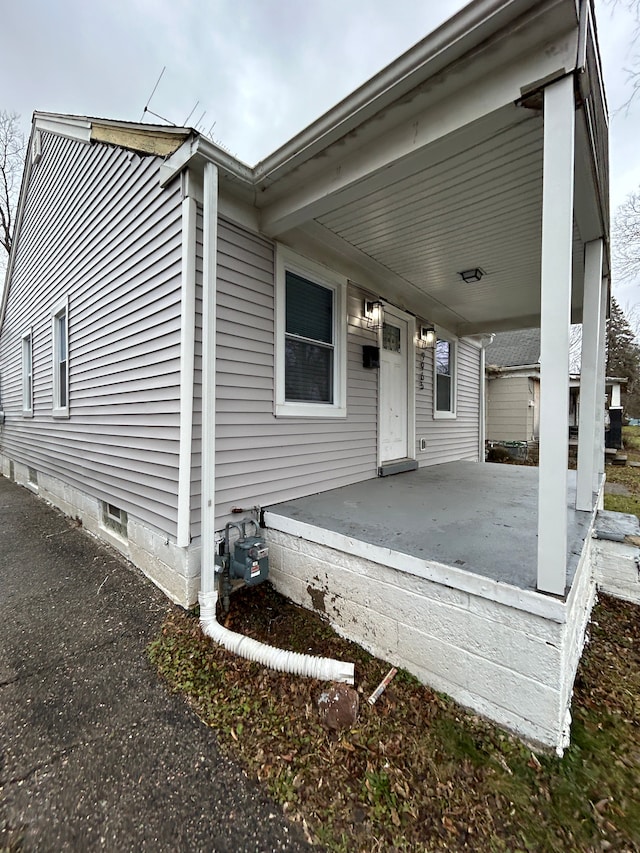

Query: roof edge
(251, 0), (568, 185)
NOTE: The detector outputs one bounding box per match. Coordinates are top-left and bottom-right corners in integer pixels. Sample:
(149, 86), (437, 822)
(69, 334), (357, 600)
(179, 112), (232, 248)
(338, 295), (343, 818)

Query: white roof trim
(33, 114), (91, 144)
(251, 0), (576, 185)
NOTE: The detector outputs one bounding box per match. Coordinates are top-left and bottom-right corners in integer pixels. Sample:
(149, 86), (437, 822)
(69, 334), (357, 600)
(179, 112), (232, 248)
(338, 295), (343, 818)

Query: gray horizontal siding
(415, 338), (481, 465)
(486, 376), (532, 441)
(198, 218), (377, 535)
(0, 131), (183, 537)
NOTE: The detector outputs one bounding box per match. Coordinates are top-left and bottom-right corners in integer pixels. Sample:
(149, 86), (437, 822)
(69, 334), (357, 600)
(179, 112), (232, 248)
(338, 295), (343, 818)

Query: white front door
(379, 307), (412, 463)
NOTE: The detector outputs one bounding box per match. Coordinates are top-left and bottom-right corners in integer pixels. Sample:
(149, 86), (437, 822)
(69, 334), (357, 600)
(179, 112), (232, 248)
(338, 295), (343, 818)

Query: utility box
(230, 535), (269, 585)
(362, 345), (380, 369)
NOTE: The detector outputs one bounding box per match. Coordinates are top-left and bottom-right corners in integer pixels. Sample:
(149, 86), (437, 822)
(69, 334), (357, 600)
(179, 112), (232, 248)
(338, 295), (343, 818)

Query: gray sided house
(0, 0), (621, 751)
(485, 329), (627, 445)
(486, 329), (542, 443)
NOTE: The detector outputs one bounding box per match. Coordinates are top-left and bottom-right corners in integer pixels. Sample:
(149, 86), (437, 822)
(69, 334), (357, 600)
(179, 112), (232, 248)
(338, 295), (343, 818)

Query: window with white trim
(52, 297), (69, 417)
(22, 330), (33, 416)
(275, 248), (347, 417)
(434, 335), (457, 418)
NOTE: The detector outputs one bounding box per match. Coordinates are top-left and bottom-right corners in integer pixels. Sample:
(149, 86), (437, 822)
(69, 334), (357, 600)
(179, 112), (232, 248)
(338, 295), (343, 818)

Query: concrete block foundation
(265, 522), (597, 752)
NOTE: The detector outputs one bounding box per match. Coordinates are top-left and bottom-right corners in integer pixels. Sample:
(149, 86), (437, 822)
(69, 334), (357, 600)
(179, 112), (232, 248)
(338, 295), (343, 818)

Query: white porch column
(537, 75), (575, 596)
(595, 279), (608, 481)
(611, 383), (621, 408)
(576, 239), (604, 511)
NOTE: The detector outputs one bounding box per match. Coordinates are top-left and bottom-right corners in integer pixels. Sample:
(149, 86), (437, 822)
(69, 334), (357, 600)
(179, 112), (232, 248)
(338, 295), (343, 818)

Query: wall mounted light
(458, 268), (485, 283)
(364, 300), (383, 330)
(418, 324), (436, 348)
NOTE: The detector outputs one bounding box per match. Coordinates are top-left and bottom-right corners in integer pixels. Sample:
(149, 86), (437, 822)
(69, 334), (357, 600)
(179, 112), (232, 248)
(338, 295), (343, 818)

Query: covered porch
(248, 0), (610, 601)
(264, 461), (603, 750)
(185, 0), (611, 752)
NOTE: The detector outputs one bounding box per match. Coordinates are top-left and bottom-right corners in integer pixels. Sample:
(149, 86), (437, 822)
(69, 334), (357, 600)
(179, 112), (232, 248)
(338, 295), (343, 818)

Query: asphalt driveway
(0, 474), (313, 852)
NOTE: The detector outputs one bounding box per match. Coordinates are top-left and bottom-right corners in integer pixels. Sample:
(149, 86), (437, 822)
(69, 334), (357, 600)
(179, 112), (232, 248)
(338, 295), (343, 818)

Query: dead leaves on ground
(149, 586), (640, 852)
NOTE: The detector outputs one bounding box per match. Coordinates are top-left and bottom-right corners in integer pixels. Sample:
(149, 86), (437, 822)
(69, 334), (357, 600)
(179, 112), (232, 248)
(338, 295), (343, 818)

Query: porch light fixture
(458, 267), (485, 284)
(364, 300), (383, 330)
(418, 324), (436, 348)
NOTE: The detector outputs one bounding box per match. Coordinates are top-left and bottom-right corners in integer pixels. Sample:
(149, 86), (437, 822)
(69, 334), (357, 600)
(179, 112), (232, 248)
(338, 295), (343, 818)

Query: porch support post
(537, 75), (575, 596)
(576, 239), (604, 511)
(595, 279), (608, 482)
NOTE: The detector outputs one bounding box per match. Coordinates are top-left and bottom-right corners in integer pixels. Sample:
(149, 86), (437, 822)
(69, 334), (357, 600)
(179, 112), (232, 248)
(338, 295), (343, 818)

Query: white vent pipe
(198, 161), (354, 685)
(199, 591), (354, 683)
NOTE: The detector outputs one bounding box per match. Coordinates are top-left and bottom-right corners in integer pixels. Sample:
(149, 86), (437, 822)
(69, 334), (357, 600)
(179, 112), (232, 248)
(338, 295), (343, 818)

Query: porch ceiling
(288, 105), (590, 337)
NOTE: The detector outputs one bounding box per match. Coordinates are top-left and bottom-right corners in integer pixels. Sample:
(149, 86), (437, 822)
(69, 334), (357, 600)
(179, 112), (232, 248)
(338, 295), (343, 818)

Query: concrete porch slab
(265, 461), (594, 595)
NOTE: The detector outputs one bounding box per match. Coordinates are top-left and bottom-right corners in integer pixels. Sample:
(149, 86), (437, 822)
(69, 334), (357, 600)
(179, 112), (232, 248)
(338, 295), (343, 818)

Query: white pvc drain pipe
(199, 591), (355, 684)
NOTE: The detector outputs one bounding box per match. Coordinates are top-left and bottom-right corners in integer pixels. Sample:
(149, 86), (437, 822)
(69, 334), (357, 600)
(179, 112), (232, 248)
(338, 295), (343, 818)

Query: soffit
(295, 104), (588, 335)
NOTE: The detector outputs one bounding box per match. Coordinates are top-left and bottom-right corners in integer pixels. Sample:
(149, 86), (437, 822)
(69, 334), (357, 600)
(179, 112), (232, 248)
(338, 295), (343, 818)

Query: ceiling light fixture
(458, 267), (485, 283)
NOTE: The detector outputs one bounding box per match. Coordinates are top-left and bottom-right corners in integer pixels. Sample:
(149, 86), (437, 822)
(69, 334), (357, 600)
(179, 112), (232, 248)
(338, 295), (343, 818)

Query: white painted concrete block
(370, 581), (561, 687)
(406, 664), (559, 747)
(268, 567), (306, 609)
(592, 539), (640, 604)
(469, 594), (563, 642)
(401, 623), (561, 730)
(267, 526), (592, 750)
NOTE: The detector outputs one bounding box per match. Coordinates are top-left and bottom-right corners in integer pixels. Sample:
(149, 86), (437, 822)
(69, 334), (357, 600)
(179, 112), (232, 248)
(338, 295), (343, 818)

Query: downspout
(478, 334), (494, 461)
(197, 161), (353, 684)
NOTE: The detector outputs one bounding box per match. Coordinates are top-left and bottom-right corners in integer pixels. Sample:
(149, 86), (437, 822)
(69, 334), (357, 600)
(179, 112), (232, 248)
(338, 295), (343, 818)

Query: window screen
(285, 271), (334, 403)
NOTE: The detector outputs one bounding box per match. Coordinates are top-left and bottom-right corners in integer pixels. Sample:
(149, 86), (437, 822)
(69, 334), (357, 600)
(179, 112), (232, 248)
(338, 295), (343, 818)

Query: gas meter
(218, 519), (269, 586)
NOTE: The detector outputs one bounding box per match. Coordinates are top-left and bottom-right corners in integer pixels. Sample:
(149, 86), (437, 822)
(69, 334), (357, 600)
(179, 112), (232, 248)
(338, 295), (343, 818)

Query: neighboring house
(0, 0), (620, 751)
(486, 330), (626, 443)
(486, 329), (541, 443)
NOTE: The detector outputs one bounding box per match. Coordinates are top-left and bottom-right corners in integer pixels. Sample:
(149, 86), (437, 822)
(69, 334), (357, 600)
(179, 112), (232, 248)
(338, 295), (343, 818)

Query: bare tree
(0, 111), (25, 260)
(613, 189), (640, 282)
(605, 0), (640, 110)
(569, 324), (583, 373)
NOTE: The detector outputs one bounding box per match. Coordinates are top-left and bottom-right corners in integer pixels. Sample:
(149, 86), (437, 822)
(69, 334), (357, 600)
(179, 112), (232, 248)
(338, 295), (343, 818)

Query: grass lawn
(150, 586), (640, 851)
(604, 426), (640, 519)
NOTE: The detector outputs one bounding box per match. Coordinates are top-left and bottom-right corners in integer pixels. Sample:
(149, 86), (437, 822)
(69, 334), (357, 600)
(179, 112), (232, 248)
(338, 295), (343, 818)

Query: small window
(106, 504), (123, 522)
(434, 335), (457, 418)
(275, 247), (347, 417)
(52, 297), (69, 417)
(22, 330), (33, 416)
(101, 501), (128, 538)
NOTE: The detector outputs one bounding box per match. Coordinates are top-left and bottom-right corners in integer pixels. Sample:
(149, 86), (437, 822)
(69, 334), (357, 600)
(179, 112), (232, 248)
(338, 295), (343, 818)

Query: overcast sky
(1, 0), (638, 308)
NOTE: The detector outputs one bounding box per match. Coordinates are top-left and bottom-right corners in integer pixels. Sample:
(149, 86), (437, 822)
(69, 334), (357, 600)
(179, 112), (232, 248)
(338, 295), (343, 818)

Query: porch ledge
(263, 510), (569, 623)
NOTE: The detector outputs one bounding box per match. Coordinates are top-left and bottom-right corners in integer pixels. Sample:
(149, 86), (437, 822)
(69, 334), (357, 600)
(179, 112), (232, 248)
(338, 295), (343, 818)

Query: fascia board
(252, 0), (576, 187)
(33, 113), (91, 144)
(159, 136), (253, 189)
